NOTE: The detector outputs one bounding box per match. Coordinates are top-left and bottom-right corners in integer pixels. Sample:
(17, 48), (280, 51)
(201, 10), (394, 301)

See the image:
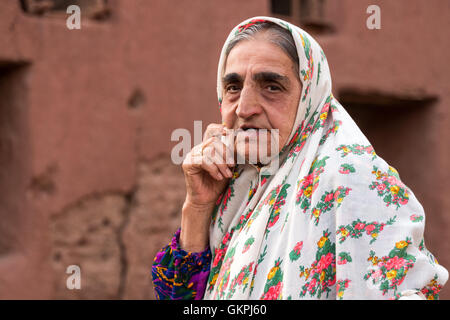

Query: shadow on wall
(339, 88), (438, 190)
(19, 0), (110, 20)
(0, 61), (31, 256)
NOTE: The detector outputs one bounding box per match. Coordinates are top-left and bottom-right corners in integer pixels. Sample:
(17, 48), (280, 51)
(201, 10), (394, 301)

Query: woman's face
(221, 34), (302, 164)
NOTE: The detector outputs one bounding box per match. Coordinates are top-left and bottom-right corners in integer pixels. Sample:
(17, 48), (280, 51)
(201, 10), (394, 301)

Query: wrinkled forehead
(223, 39), (297, 81)
(218, 17), (331, 93)
(217, 17), (312, 98)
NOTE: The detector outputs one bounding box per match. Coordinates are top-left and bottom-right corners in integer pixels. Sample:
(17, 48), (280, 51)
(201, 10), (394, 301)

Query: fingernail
(226, 168), (232, 177)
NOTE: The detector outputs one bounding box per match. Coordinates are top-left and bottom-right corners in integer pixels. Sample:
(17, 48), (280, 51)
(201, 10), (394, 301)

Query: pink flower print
(321, 102), (330, 113)
(372, 269), (382, 281)
(385, 256), (405, 270)
(365, 146), (374, 154)
(377, 183), (386, 191)
(324, 193), (334, 203)
(308, 278), (317, 292)
(262, 282), (283, 300)
(261, 177), (267, 186)
(267, 215), (280, 228)
(327, 276), (336, 287)
(355, 222), (366, 230)
(302, 174), (313, 188)
(365, 224), (376, 234)
(237, 272), (245, 285)
(238, 19), (267, 32)
(339, 167), (350, 174)
(222, 232), (231, 245)
(294, 241), (303, 255)
(387, 176), (399, 186)
(317, 253), (334, 271)
(213, 248), (225, 267)
(289, 131), (299, 145)
(334, 191), (340, 201)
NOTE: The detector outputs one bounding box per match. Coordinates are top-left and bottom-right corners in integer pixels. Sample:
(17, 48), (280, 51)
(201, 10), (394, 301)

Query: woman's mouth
(236, 128), (260, 138)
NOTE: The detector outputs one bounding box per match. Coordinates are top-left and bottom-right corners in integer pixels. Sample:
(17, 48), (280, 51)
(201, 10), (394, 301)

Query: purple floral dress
(151, 228), (211, 300)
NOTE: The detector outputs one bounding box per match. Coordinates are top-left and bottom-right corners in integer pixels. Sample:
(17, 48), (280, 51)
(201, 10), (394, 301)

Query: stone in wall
(51, 194), (127, 299)
(122, 154), (186, 300)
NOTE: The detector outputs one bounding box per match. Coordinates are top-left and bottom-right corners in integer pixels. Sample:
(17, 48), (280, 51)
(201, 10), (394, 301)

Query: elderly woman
(151, 16), (448, 300)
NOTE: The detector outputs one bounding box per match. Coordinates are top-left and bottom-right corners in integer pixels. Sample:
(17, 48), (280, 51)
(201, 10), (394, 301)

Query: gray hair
(224, 22), (300, 78)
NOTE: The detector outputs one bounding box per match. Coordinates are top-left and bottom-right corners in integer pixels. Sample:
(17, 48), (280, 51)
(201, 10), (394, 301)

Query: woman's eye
(266, 85), (281, 92)
(226, 85), (241, 93)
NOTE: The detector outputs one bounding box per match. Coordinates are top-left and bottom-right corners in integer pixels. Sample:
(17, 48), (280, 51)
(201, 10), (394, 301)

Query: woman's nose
(235, 86), (261, 119)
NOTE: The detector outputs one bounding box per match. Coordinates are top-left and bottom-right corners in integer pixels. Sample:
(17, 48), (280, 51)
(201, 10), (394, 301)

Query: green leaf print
(369, 165), (410, 210)
(364, 237), (416, 296)
(289, 241), (304, 262)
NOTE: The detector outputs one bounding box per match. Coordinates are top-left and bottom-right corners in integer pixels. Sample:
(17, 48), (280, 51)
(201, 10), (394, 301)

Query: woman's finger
(203, 123), (225, 141)
(209, 150), (233, 179)
(202, 143), (230, 179)
(204, 137), (235, 173)
(201, 152), (224, 180)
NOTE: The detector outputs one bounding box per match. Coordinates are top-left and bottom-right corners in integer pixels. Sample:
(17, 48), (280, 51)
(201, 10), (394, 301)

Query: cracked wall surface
(51, 193), (126, 299)
(121, 156), (186, 300)
(50, 155), (185, 299)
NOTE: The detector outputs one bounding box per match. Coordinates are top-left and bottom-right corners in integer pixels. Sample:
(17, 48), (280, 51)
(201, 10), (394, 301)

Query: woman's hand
(180, 123), (235, 252)
(182, 123), (235, 207)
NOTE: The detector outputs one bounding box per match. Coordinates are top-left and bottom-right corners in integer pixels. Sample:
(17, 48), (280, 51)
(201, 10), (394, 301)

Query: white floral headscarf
(204, 16), (448, 300)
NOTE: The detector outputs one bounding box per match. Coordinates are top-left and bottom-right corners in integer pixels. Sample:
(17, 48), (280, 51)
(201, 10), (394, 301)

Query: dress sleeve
(151, 228), (212, 300)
